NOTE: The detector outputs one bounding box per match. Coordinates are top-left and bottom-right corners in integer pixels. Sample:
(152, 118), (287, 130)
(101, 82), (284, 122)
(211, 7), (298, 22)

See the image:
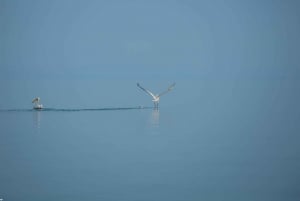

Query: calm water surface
(0, 97), (299, 201)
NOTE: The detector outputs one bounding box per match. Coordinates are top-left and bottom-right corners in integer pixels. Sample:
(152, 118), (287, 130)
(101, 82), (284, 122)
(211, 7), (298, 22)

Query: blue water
(0, 87), (299, 201)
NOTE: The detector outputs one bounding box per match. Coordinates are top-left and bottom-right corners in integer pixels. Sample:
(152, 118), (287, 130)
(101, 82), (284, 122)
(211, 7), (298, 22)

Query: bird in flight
(137, 82), (176, 109)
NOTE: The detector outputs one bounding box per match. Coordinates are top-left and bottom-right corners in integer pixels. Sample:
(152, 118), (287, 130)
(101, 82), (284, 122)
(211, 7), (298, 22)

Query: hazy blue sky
(0, 0), (299, 108)
(1, 0), (299, 76)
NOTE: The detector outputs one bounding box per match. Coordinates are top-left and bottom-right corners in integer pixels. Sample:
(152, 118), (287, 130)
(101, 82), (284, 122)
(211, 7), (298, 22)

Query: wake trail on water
(0, 106), (152, 112)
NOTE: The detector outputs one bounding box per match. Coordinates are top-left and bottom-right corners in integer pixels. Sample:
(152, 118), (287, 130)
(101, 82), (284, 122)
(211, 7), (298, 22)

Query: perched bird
(32, 97), (43, 110)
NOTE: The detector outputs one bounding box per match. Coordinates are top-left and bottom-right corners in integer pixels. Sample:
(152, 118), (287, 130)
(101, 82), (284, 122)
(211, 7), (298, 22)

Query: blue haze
(0, 0), (300, 200)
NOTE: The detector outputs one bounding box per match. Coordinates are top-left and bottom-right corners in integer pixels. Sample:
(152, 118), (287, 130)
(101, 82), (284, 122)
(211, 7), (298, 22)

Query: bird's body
(32, 97), (43, 110)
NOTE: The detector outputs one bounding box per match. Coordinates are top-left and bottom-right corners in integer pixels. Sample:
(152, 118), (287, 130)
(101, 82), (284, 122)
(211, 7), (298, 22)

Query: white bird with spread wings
(137, 83), (176, 108)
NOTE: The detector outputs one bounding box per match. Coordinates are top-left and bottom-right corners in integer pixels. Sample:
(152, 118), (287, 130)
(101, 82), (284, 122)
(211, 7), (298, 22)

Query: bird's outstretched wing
(137, 83), (156, 99)
(158, 83), (176, 97)
(32, 97), (39, 103)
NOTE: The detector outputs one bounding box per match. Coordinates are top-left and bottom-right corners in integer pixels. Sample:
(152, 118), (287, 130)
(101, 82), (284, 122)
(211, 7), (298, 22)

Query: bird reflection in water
(148, 109), (160, 135)
(33, 110), (41, 131)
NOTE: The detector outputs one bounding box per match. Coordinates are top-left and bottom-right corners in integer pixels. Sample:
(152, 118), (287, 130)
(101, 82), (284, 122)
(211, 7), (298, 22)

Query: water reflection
(33, 110), (41, 131)
(148, 109), (160, 134)
(150, 109), (160, 127)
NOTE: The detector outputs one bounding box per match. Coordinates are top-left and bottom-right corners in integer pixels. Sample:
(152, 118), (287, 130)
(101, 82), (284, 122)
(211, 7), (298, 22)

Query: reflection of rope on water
(0, 106), (152, 112)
